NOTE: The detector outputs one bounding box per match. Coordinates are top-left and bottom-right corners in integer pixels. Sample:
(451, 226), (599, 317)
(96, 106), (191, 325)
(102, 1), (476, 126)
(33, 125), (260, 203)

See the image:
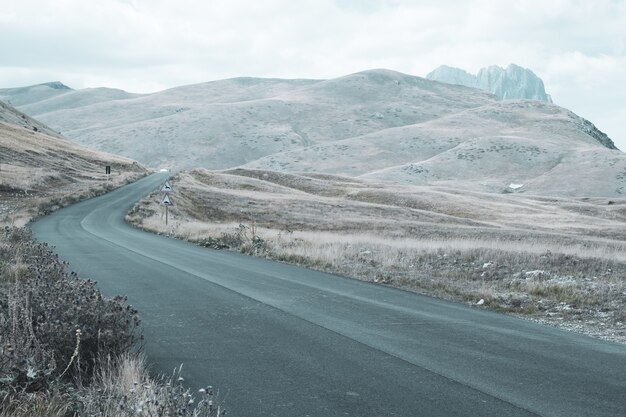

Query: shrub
(0, 227), (140, 398)
(199, 223), (269, 255)
(1, 226), (225, 416)
(77, 355), (224, 417)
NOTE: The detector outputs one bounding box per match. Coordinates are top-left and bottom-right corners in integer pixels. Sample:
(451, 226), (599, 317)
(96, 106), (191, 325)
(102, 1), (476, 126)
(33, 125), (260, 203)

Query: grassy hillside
(128, 168), (626, 343)
(6, 70), (624, 197)
(0, 101), (147, 225)
(244, 100), (626, 196)
(0, 81), (72, 107)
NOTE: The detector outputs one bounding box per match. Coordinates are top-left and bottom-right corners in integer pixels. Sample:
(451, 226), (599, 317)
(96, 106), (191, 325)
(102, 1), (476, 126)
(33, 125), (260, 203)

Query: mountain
(5, 70), (496, 168)
(427, 64), (553, 102)
(0, 81), (72, 107)
(3, 69), (625, 197)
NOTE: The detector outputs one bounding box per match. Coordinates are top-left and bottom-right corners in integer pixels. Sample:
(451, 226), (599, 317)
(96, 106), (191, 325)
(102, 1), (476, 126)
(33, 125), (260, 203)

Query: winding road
(31, 173), (626, 417)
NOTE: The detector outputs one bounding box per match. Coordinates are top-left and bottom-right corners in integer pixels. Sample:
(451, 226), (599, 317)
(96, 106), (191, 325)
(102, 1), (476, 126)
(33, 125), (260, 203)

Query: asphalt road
(31, 173), (626, 417)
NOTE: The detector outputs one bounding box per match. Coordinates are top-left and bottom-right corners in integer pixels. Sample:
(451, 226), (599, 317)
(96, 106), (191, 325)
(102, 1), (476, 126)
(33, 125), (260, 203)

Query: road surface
(31, 173), (626, 417)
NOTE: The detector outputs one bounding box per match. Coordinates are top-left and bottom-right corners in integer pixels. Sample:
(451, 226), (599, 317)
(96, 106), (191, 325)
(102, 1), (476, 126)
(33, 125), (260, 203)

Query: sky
(1, 0), (625, 149)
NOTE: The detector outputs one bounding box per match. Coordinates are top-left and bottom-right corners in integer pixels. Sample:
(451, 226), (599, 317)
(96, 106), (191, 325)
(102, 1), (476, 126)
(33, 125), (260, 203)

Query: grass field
(128, 168), (626, 343)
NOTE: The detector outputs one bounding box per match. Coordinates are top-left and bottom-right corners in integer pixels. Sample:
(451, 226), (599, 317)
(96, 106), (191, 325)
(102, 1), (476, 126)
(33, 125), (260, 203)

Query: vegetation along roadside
(0, 226), (224, 416)
(1, 116), (225, 415)
(127, 168), (626, 345)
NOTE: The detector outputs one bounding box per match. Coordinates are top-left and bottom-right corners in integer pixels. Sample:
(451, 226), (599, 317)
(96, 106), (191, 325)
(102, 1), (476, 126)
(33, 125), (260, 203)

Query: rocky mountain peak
(427, 64), (552, 103)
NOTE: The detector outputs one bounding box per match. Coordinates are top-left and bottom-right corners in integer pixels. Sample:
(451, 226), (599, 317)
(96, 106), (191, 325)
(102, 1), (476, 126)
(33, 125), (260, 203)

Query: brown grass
(128, 168), (626, 344)
(77, 354), (224, 417)
(0, 121), (148, 226)
(0, 394), (68, 417)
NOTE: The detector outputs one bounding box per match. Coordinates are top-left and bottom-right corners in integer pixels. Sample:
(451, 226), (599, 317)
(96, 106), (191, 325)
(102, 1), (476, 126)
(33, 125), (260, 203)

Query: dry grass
(77, 354), (224, 417)
(0, 121), (148, 226)
(128, 168), (626, 343)
(0, 394), (68, 417)
(0, 354), (224, 417)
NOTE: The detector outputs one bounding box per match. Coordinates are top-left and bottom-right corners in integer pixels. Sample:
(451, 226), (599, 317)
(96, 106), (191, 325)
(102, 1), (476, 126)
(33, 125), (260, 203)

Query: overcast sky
(1, 0), (625, 149)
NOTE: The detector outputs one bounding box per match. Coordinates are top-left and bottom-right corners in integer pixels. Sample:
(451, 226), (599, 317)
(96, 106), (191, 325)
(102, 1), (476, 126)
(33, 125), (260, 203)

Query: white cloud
(1, 0), (625, 148)
(542, 51), (626, 149)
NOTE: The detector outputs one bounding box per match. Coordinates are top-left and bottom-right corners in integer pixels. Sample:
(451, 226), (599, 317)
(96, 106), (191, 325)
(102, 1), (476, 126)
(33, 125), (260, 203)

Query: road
(31, 173), (626, 417)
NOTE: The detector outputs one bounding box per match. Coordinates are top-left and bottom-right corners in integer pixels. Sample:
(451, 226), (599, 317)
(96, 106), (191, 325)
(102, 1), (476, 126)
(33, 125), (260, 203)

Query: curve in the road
(32, 173), (626, 417)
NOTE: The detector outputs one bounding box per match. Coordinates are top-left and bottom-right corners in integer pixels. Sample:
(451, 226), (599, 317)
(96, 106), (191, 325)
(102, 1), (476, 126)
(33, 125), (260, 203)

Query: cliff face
(427, 64), (552, 102)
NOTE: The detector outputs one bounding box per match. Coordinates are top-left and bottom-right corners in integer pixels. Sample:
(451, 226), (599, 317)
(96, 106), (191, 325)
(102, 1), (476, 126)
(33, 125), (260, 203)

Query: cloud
(1, 0), (625, 148)
(2, 0), (622, 84)
(543, 51), (626, 149)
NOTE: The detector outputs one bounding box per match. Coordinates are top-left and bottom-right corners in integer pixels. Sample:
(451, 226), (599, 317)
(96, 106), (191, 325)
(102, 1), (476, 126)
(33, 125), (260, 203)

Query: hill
(4, 70), (625, 197)
(244, 100), (624, 196)
(0, 81), (73, 106)
(0, 100), (147, 225)
(0, 99), (63, 137)
(7, 70), (495, 168)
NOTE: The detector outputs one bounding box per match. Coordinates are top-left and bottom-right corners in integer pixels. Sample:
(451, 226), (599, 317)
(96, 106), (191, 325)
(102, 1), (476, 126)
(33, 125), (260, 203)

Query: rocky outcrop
(576, 117), (617, 150)
(427, 64), (552, 102)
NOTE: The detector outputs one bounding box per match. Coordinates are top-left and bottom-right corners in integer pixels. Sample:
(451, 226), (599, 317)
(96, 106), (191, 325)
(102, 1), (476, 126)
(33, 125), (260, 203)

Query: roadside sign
(161, 181), (173, 193)
(160, 179), (174, 225)
(161, 194), (174, 206)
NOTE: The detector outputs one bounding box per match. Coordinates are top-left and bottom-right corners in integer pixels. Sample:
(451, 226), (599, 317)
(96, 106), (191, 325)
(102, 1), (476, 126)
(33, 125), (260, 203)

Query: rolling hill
(0, 100), (147, 225)
(244, 100), (624, 196)
(3, 69), (625, 197)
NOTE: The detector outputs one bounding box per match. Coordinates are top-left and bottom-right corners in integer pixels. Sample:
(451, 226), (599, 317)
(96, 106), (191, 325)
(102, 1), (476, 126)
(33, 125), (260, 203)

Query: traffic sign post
(161, 193), (174, 225)
(161, 193), (173, 205)
(161, 181), (173, 193)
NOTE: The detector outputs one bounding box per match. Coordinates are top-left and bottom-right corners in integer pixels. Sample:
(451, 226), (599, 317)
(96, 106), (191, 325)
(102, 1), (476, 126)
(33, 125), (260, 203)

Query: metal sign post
(160, 180), (174, 225)
(161, 193), (173, 224)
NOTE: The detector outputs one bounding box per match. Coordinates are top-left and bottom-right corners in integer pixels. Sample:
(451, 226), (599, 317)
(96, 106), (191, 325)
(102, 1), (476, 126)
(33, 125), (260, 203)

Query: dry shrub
(0, 226), (140, 404)
(0, 392), (68, 417)
(77, 354), (224, 417)
(199, 223), (268, 255)
(1, 226), (225, 416)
